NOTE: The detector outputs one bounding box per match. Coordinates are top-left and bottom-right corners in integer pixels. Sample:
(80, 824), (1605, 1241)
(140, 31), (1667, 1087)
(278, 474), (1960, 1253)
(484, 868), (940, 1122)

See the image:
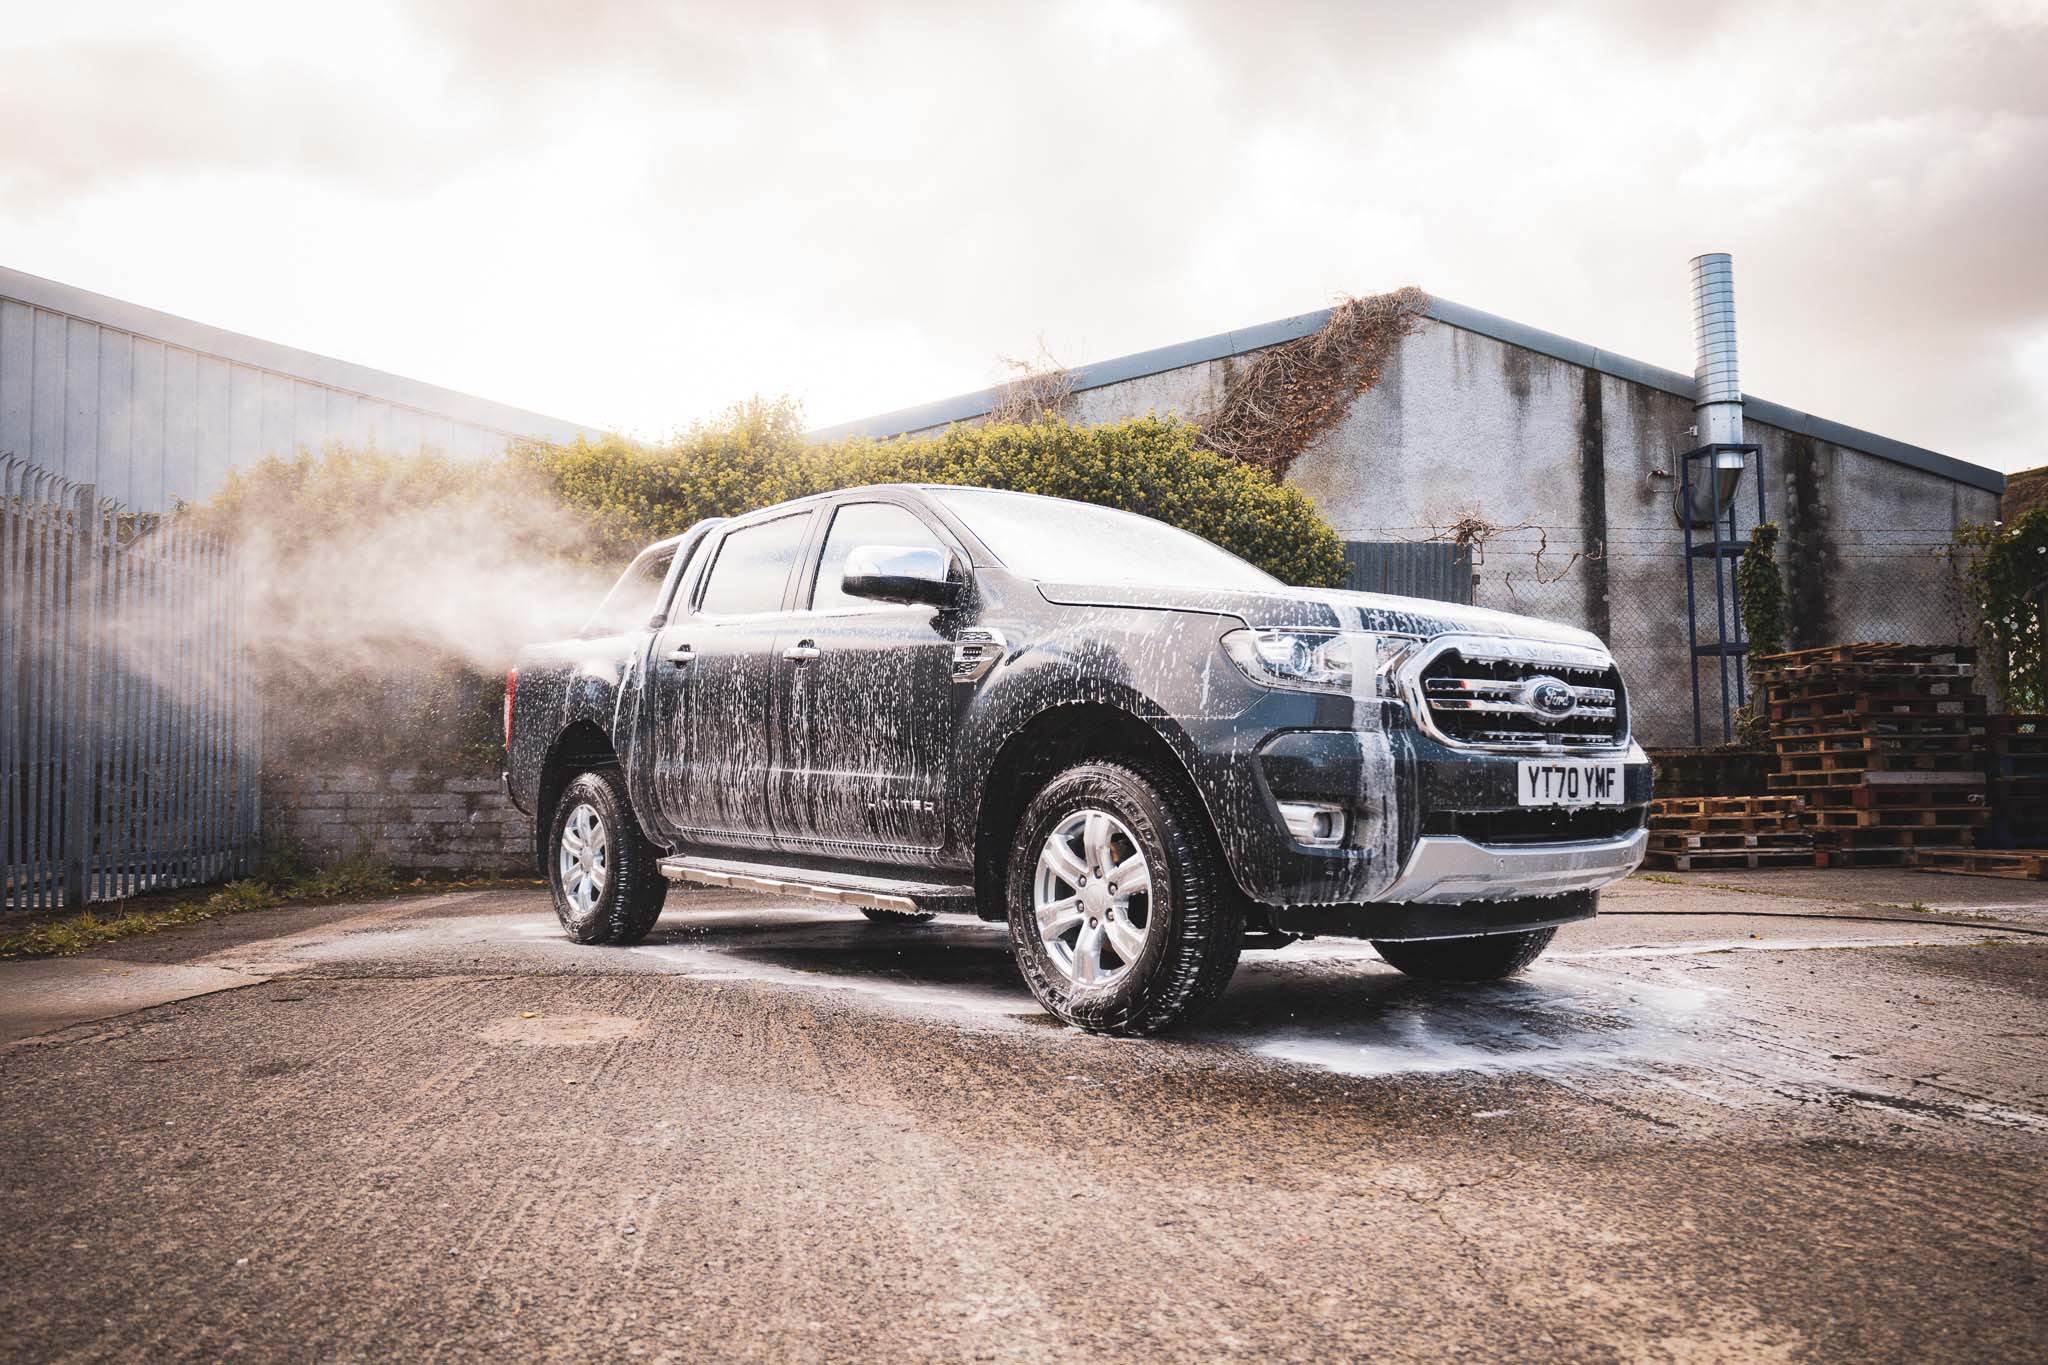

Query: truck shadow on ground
(635, 908), (1711, 1081)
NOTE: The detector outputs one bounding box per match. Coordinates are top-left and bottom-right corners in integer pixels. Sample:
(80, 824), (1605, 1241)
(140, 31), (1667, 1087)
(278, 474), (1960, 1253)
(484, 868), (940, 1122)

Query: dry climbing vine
(986, 344), (1076, 425)
(1198, 286), (1430, 476)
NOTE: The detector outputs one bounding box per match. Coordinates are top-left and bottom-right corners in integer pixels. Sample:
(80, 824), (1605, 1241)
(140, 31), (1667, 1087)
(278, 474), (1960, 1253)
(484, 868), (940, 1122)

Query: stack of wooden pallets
(1752, 643), (1988, 868)
(1983, 714), (2048, 848)
(1643, 795), (1814, 871)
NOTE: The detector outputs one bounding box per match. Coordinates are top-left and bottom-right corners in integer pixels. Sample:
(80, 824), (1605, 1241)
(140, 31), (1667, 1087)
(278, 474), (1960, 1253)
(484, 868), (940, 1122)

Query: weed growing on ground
(0, 858), (536, 959)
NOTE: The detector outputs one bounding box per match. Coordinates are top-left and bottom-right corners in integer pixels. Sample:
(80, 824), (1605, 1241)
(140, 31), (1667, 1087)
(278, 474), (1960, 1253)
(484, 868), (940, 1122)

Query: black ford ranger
(505, 484), (1650, 1034)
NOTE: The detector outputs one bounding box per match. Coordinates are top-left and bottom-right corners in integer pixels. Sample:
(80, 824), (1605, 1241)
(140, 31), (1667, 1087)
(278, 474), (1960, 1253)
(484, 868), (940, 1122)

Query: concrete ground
(2, 870), (2044, 1362)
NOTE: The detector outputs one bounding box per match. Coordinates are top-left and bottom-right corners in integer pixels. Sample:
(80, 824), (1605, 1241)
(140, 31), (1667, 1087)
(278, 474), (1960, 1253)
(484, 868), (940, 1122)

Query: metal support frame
(1679, 442), (1766, 746)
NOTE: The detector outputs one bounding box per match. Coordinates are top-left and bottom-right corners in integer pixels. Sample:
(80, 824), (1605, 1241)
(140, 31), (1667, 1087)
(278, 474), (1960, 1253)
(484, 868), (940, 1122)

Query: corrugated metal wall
(3, 457), (258, 908)
(0, 268), (598, 512)
(1343, 541), (1476, 604)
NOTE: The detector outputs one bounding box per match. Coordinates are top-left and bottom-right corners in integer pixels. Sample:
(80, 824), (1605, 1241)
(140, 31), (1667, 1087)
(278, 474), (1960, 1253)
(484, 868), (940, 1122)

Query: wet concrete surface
(2, 872), (2044, 1361)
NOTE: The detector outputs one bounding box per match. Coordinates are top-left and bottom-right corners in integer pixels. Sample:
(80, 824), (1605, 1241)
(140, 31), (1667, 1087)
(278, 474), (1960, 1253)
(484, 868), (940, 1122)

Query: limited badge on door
(1517, 759), (1624, 807)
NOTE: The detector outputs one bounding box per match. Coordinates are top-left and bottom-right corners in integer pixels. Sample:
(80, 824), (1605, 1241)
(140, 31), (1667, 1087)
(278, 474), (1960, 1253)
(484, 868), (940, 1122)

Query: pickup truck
(505, 484), (1651, 1034)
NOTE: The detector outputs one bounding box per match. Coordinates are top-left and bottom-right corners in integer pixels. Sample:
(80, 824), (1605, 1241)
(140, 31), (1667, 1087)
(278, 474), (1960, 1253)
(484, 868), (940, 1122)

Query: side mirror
(842, 544), (960, 607)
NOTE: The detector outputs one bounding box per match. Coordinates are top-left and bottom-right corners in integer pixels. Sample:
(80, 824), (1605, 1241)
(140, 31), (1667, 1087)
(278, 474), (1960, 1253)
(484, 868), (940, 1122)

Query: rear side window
(810, 502), (946, 610)
(585, 547), (675, 635)
(698, 512), (814, 616)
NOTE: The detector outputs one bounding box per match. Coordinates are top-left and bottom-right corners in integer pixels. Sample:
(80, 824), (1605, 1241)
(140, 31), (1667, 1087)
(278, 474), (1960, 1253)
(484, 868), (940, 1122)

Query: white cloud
(1, 0), (2043, 470)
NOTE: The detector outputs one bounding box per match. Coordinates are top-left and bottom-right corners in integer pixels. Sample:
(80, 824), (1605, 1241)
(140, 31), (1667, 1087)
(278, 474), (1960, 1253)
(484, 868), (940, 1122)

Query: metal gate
(1343, 541), (1476, 605)
(3, 457), (259, 909)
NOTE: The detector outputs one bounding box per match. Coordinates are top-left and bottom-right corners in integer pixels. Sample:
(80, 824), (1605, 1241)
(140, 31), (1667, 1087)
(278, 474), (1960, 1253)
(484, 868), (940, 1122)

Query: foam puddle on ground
(276, 906), (2046, 1129)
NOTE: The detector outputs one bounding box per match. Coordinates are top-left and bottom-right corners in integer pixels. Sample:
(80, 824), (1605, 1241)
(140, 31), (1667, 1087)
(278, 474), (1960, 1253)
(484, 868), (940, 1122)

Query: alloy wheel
(1033, 808), (1153, 987)
(558, 802), (609, 915)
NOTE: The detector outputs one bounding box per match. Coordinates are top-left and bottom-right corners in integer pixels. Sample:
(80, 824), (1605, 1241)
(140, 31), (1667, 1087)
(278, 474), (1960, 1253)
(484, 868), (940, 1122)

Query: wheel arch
(533, 720), (621, 872)
(969, 701), (1216, 921)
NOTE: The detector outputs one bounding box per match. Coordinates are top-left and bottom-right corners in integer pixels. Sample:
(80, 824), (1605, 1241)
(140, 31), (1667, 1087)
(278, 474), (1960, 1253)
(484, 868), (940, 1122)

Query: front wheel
(1370, 927), (1557, 982)
(548, 769), (668, 946)
(1006, 759), (1241, 1036)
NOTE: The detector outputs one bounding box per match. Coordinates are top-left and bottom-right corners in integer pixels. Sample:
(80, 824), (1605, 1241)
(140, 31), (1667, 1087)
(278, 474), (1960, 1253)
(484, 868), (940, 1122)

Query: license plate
(1517, 759), (1623, 807)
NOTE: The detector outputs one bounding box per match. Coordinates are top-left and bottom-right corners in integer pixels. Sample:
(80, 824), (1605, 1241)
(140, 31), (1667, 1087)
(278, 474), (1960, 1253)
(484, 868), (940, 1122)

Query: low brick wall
(267, 767), (534, 875)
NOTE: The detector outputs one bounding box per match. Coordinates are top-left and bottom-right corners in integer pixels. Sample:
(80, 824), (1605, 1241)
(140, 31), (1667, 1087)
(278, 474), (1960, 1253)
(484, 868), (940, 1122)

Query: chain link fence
(1431, 522), (1980, 750)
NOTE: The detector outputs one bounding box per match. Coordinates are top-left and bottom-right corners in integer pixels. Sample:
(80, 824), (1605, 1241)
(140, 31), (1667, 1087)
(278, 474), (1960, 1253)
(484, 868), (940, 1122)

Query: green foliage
(1737, 522), (1787, 661)
(511, 403), (1350, 587)
(192, 444), (508, 537)
(0, 856), (401, 959)
(1955, 511), (2048, 710)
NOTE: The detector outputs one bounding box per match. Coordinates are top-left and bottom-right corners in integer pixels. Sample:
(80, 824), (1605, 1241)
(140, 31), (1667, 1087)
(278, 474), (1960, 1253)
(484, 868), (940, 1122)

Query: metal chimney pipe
(1690, 252), (1743, 446)
(1675, 252), (1749, 526)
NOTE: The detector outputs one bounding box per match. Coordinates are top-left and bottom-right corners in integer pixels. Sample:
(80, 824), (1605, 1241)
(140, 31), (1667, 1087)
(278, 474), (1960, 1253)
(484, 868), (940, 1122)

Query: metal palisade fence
(2, 456), (259, 909)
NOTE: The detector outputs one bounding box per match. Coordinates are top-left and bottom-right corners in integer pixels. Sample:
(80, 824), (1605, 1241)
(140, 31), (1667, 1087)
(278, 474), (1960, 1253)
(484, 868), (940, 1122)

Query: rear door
(770, 498), (963, 854)
(651, 509), (816, 844)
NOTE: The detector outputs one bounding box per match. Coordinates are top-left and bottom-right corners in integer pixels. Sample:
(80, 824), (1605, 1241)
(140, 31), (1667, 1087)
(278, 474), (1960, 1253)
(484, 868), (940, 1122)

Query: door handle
(664, 644), (695, 665)
(782, 641), (820, 662)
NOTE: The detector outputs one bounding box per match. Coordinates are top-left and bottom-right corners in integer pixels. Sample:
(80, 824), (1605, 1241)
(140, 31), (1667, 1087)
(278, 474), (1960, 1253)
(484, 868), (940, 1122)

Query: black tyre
(860, 906), (936, 924)
(1006, 759), (1242, 1036)
(1371, 927), (1557, 982)
(547, 769), (668, 946)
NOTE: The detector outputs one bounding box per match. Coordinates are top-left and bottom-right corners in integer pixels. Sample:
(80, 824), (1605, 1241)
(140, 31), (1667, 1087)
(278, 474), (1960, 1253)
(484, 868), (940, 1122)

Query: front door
(651, 509), (815, 845)
(770, 500), (962, 854)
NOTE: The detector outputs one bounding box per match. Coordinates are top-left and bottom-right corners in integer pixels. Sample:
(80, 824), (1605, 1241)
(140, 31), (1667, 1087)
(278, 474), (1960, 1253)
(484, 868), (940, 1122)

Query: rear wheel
(1006, 759), (1241, 1036)
(547, 769), (667, 946)
(1370, 927), (1556, 982)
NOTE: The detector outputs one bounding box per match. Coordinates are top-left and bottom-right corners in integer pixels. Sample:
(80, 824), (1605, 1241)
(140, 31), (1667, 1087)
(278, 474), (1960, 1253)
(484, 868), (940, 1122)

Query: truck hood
(1034, 581), (1607, 651)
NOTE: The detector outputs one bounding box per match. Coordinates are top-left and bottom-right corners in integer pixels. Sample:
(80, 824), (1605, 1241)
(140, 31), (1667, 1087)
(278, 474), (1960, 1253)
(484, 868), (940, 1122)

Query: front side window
(810, 502), (947, 610)
(585, 547), (675, 635)
(697, 512), (814, 616)
(929, 488), (1279, 591)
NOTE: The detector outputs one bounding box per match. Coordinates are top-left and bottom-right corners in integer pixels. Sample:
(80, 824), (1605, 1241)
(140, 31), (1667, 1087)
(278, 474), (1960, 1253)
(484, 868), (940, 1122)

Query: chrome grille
(1411, 639), (1628, 751)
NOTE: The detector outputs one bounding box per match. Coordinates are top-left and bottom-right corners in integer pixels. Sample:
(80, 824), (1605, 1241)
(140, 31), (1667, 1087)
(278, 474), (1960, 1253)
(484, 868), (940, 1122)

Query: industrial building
(1, 259), (2006, 748)
(0, 266), (596, 512)
(816, 259), (2006, 747)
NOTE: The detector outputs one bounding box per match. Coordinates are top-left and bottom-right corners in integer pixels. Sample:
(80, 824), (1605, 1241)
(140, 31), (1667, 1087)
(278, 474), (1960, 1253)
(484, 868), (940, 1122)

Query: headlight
(1221, 628), (1427, 698)
(1221, 629), (1357, 694)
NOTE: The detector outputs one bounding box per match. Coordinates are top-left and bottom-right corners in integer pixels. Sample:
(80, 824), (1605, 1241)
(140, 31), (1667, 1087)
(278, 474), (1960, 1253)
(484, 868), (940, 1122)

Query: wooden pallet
(1769, 768), (1984, 792)
(1907, 847), (2048, 880)
(1651, 813), (1804, 833)
(1769, 694), (1985, 724)
(1774, 729), (1980, 752)
(1803, 806), (1989, 830)
(1643, 848), (1817, 872)
(1774, 714), (1986, 740)
(1802, 783), (1988, 811)
(1775, 747), (1982, 775)
(1648, 831), (1815, 851)
(1753, 650), (1974, 675)
(1816, 824), (1980, 848)
(1988, 713), (2048, 743)
(1814, 846), (1917, 868)
(1650, 795), (1804, 818)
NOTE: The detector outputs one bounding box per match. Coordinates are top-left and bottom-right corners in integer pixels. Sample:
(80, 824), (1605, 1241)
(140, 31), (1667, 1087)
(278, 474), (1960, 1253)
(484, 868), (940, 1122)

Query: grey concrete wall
(1022, 316), (1999, 747)
(0, 266), (599, 511)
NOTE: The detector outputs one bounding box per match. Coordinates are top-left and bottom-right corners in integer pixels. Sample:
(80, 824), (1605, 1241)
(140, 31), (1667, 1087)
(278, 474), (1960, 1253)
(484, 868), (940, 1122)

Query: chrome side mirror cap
(842, 544), (960, 607)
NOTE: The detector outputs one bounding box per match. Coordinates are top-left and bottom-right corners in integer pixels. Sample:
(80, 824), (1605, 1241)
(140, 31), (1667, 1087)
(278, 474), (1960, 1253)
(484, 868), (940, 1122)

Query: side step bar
(658, 854), (975, 915)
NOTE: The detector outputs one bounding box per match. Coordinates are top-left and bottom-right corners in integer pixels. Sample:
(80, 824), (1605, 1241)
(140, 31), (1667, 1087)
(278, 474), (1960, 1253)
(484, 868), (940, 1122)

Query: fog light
(1278, 801), (1348, 849)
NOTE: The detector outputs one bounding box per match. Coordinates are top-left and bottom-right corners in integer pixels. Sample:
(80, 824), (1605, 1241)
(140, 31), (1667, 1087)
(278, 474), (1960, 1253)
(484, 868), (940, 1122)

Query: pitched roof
(810, 295), (2004, 495)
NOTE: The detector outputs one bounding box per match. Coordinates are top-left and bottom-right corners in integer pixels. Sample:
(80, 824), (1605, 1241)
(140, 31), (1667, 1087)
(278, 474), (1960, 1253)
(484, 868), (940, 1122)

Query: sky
(3, 0), (2045, 471)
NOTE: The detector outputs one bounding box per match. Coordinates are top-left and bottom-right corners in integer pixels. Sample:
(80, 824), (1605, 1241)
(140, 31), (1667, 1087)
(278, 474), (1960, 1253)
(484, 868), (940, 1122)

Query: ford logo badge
(1523, 676), (1576, 721)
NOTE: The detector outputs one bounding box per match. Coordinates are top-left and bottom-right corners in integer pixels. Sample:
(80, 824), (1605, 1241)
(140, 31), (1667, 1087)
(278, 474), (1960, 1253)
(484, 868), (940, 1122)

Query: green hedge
(510, 401), (1349, 588)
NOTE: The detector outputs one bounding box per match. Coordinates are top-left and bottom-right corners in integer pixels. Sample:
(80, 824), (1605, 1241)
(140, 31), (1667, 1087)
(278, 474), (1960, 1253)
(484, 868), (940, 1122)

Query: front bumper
(1193, 699), (1652, 913)
(1374, 828), (1648, 905)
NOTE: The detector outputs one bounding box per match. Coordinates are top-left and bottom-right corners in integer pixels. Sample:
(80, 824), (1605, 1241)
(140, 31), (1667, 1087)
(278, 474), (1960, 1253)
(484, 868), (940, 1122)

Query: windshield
(929, 488), (1280, 591)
